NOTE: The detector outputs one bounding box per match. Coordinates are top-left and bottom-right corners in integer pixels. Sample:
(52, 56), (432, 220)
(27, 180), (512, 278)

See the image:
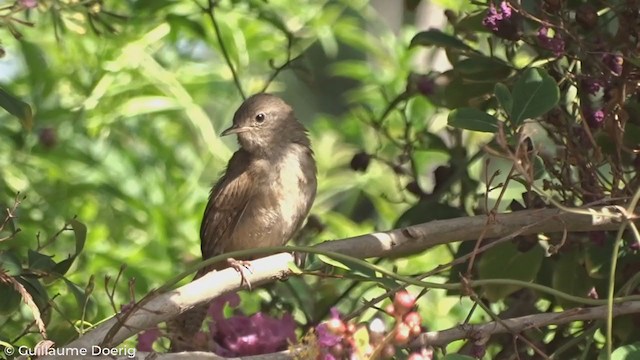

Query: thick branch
(315, 206), (628, 258)
(45, 206), (632, 358)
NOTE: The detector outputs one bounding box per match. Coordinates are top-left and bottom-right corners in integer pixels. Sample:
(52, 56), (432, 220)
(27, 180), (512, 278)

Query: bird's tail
(167, 267), (211, 352)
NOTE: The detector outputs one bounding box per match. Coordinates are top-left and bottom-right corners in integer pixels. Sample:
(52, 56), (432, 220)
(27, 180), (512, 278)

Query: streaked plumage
(170, 93), (317, 351)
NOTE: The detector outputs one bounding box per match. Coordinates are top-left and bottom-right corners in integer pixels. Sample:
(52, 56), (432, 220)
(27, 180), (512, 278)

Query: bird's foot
(293, 251), (307, 268)
(227, 258), (253, 290)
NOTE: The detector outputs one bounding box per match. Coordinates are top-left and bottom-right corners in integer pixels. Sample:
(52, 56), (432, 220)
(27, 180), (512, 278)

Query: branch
(40, 206), (634, 359)
(314, 205), (629, 258)
(411, 301), (640, 348)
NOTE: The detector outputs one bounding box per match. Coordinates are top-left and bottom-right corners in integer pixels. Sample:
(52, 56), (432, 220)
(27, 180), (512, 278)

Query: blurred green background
(0, 0), (486, 352)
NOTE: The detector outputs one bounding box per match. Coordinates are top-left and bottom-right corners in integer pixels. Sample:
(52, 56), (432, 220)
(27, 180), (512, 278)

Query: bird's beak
(221, 125), (251, 136)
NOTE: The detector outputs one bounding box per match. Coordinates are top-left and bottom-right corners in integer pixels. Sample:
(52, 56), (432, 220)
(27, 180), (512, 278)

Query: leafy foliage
(0, 0), (639, 359)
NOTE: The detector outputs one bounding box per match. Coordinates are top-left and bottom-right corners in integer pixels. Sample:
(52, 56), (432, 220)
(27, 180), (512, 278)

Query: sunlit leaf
(0, 87), (33, 130)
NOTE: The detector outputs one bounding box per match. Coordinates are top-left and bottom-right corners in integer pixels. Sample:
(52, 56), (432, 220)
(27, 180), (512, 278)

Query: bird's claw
(227, 258), (253, 290)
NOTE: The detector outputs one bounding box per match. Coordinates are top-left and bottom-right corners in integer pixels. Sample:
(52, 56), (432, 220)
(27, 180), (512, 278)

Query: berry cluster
(315, 291), (433, 360)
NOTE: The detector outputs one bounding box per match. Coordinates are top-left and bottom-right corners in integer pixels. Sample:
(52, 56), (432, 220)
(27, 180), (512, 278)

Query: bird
(170, 93), (317, 351)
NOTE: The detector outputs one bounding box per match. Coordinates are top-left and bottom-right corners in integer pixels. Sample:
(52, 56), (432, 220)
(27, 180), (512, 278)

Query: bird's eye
(255, 113), (266, 123)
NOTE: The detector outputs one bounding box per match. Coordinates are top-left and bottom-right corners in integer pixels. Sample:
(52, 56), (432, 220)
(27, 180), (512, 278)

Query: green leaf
(166, 14), (206, 37)
(20, 41), (54, 101)
(410, 29), (473, 51)
(552, 251), (593, 308)
(317, 254), (351, 271)
(53, 256), (75, 277)
(585, 237), (614, 279)
(430, 72), (495, 109)
(0, 87), (33, 130)
(396, 202), (464, 228)
(455, 56), (512, 82)
(62, 277), (97, 318)
(353, 326), (370, 359)
(69, 219), (87, 254)
(532, 156), (546, 180)
(478, 242), (544, 301)
(455, 11), (491, 33)
(17, 276), (48, 313)
(442, 355), (477, 360)
(417, 132), (449, 152)
(510, 68), (560, 126)
(28, 250), (56, 272)
(448, 107), (500, 133)
(494, 83), (513, 114)
(0, 251), (23, 276)
(53, 219), (87, 276)
(609, 342), (640, 360)
(0, 282), (22, 315)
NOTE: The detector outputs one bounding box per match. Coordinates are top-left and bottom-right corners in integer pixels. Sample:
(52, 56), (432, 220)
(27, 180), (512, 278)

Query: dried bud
(39, 127), (57, 149)
(433, 165), (454, 193)
(393, 291), (417, 315)
(416, 75), (435, 96)
(403, 311), (422, 328)
(543, 0), (562, 12)
(602, 53), (623, 76)
(406, 181), (424, 197)
(576, 4), (598, 29)
(394, 322), (412, 345)
(350, 152), (371, 172)
(329, 342), (345, 357)
(382, 344), (396, 359)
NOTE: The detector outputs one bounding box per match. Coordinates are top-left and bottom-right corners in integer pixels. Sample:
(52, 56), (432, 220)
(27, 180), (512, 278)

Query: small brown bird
(171, 93), (317, 351)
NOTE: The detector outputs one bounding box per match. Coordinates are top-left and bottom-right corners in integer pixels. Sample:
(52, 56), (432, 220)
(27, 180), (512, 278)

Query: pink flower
(136, 328), (160, 352)
(20, 0), (37, 8)
(537, 27), (565, 57)
(207, 293), (296, 356)
(482, 2), (522, 40)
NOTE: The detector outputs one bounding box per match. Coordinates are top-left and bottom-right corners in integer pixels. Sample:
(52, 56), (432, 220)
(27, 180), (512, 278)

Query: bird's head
(221, 93), (309, 156)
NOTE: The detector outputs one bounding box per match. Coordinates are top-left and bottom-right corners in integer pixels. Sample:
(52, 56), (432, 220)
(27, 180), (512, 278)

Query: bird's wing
(199, 150), (253, 261)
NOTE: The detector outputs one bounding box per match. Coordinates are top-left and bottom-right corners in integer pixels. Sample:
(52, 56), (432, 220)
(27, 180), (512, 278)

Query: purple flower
(136, 328), (160, 352)
(602, 53), (623, 76)
(581, 78), (604, 96)
(582, 106), (605, 129)
(204, 292), (297, 356)
(208, 292), (241, 321)
(537, 27), (565, 57)
(316, 324), (341, 348)
(20, 0), (37, 8)
(416, 75), (435, 96)
(482, 2), (522, 41)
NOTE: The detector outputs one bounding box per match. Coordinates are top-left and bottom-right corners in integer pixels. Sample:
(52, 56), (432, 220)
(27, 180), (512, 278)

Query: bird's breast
(271, 147), (316, 228)
(245, 145), (316, 244)
(223, 145), (316, 252)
